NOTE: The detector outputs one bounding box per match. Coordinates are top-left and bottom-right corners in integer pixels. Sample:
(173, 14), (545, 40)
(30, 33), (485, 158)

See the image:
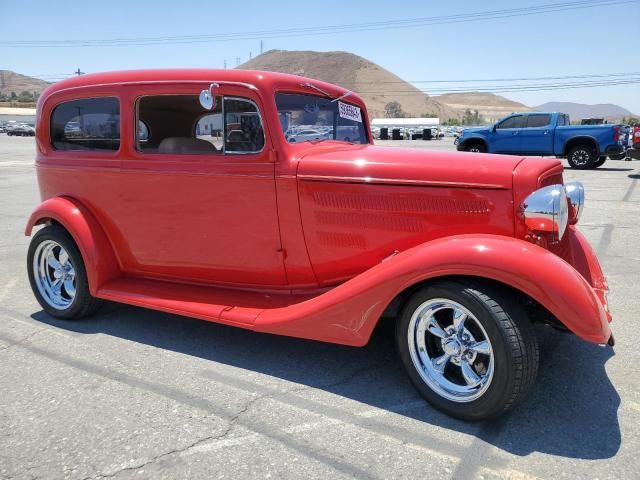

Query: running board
(96, 277), (315, 328)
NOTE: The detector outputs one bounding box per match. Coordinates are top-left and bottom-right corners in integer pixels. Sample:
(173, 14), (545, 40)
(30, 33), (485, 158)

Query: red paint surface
(26, 69), (612, 345)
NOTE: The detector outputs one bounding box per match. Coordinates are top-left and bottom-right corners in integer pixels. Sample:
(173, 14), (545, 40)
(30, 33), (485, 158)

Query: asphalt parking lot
(1, 134), (639, 479)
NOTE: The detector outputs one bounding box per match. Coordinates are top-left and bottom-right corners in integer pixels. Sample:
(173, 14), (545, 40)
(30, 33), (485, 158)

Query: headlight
(522, 184), (569, 242)
(564, 181), (584, 225)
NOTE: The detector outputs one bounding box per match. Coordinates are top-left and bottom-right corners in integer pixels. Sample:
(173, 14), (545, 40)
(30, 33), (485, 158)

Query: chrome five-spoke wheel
(408, 299), (494, 403)
(27, 224), (101, 319)
(33, 239), (77, 309)
(396, 281), (539, 420)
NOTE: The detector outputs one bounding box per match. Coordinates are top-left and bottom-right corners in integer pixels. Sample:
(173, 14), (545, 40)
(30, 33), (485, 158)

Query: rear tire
(27, 225), (102, 319)
(567, 144), (597, 169)
(396, 280), (538, 420)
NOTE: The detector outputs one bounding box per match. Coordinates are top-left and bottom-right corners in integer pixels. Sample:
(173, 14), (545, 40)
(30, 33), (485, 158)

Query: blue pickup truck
(457, 112), (627, 169)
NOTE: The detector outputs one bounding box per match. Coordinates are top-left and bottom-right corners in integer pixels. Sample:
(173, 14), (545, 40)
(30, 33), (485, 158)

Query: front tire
(567, 144), (597, 169)
(27, 225), (101, 319)
(396, 281), (538, 420)
(464, 141), (487, 153)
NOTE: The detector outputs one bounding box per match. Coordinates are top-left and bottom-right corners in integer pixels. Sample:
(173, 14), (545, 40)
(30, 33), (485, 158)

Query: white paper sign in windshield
(338, 101), (362, 123)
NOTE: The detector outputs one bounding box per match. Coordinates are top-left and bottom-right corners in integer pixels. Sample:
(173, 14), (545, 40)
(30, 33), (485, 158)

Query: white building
(371, 117), (440, 128)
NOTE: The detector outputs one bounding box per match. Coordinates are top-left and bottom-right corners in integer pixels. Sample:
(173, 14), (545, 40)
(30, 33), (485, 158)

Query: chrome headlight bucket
(522, 184), (569, 242)
(564, 181), (584, 225)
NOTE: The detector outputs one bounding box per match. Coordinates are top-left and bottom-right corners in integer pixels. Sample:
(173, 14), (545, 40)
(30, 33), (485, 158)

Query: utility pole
(75, 68), (84, 76)
(249, 51), (252, 60)
(260, 40), (263, 54)
(235, 57), (240, 67)
(223, 59), (227, 69)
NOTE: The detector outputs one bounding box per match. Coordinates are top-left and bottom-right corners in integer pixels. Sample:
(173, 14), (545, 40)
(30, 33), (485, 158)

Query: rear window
(526, 114), (551, 128)
(50, 97), (120, 151)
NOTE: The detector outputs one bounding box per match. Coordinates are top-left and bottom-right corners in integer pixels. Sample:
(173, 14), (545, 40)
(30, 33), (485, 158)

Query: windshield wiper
(300, 82), (353, 102)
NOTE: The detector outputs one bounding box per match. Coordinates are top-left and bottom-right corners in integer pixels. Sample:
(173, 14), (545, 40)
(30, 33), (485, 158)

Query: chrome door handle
(512, 131), (519, 135)
(543, 130), (550, 135)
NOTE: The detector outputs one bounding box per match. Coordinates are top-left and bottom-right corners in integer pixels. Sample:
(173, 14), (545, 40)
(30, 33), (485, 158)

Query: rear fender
(255, 234), (610, 346)
(25, 196), (120, 295)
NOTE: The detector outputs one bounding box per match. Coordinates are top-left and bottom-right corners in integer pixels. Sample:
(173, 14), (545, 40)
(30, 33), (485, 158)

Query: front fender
(25, 197), (120, 295)
(255, 234), (610, 346)
(459, 135), (488, 150)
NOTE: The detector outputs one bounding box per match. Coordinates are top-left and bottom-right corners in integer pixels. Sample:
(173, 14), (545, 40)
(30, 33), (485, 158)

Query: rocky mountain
(239, 50), (458, 120)
(0, 70), (50, 96)
(535, 101), (635, 120)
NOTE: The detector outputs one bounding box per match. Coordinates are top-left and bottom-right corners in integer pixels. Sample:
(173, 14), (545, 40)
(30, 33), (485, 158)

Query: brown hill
(0, 70), (50, 96)
(434, 92), (532, 123)
(239, 50), (458, 120)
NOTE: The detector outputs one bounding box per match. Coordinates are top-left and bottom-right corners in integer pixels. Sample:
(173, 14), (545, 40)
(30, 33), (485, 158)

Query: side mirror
(199, 83), (219, 110)
(491, 124), (498, 133)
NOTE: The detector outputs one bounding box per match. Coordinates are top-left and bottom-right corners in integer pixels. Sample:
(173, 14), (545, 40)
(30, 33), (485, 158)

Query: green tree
(384, 101), (406, 118)
(421, 112), (439, 118)
(462, 109), (486, 126)
(10, 91), (17, 100)
(17, 90), (34, 102)
(444, 118), (461, 126)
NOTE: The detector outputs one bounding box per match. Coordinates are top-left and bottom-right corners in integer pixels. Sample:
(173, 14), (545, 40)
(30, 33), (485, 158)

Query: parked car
(627, 123), (640, 160)
(6, 124), (35, 136)
(26, 70), (613, 420)
(287, 129), (331, 142)
(457, 112), (627, 168)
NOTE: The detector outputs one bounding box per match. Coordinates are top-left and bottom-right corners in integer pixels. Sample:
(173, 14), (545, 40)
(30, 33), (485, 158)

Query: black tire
(464, 141), (487, 153)
(396, 280), (538, 420)
(27, 224), (102, 319)
(592, 157), (607, 168)
(567, 144), (597, 169)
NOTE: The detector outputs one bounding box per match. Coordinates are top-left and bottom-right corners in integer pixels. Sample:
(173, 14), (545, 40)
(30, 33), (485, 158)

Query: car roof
(40, 69), (358, 104)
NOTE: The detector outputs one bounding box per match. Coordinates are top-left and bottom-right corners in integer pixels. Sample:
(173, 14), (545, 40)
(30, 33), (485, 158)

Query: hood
(296, 144), (522, 190)
(462, 127), (491, 136)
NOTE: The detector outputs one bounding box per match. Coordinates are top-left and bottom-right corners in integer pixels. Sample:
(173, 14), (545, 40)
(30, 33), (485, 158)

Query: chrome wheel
(469, 146), (481, 153)
(407, 298), (494, 403)
(571, 149), (591, 166)
(32, 239), (77, 310)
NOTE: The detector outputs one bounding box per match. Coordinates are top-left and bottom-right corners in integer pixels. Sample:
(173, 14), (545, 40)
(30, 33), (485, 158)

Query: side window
(50, 97), (120, 151)
(136, 94), (264, 154)
(496, 115), (525, 129)
(137, 94), (222, 154)
(224, 98), (264, 153)
(526, 114), (551, 128)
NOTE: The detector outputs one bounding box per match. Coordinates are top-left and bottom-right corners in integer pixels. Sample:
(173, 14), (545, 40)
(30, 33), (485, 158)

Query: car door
(115, 83), (287, 286)
(518, 113), (554, 155)
(491, 114), (526, 153)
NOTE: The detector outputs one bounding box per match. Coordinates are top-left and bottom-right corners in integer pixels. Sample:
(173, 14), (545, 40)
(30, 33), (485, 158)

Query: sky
(2, 0), (639, 113)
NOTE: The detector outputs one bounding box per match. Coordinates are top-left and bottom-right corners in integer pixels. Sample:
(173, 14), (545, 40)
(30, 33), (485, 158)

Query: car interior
(137, 94), (264, 154)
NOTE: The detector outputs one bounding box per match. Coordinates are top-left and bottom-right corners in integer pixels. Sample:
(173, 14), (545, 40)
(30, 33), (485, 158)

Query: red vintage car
(26, 69), (613, 420)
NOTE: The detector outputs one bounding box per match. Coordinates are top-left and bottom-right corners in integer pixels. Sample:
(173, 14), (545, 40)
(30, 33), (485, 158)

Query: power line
(2, 70), (637, 86)
(0, 0), (636, 47)
(357, 78), (640, 96)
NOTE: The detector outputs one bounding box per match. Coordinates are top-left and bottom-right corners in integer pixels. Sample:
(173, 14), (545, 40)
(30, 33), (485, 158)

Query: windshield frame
(274, 91), (370, 146)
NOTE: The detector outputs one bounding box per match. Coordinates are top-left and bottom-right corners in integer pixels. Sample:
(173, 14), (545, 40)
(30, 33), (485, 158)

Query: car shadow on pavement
(31, 304), (620, 461)
(591, 167), (634, 172)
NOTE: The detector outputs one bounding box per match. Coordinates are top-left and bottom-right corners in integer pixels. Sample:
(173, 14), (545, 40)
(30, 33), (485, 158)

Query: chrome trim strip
(297, 174), (508, 189)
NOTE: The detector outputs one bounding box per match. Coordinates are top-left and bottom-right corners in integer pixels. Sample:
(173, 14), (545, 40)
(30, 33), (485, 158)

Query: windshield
(275, 93), (368, 144)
